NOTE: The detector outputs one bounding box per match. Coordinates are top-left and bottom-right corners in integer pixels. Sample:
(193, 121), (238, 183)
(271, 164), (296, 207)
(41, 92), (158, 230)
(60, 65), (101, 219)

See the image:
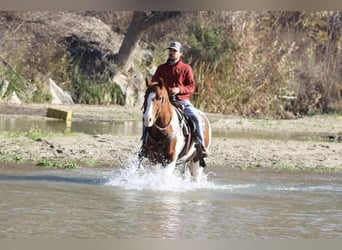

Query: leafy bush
(186, 22), (239, 66)
(0, 60), (26, 100)
(184, 11), (342, 118)
(184, 21), (240, 111)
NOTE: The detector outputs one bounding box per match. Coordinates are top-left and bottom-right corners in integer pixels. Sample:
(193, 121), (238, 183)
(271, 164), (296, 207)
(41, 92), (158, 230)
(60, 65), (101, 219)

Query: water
(1, 116), (341, 238)
(0, 163), (341, 239)
(0, 116), (141, 136)
(0, 116), (334, 141)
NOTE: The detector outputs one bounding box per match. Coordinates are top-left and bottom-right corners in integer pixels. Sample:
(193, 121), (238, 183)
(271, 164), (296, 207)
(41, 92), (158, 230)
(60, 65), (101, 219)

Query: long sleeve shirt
(151, 59), (195, 101)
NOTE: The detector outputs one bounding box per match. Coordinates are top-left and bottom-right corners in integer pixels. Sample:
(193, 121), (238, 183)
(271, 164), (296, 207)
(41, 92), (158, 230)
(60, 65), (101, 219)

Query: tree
(114, 11), (182, 71)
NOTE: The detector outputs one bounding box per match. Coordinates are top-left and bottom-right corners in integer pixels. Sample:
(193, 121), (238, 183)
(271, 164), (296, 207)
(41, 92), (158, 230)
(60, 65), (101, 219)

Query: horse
(139, 77), (211, 182)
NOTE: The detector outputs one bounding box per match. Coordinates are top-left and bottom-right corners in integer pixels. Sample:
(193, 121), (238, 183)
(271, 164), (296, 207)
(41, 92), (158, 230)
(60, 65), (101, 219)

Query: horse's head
(143, 78), (171, 127)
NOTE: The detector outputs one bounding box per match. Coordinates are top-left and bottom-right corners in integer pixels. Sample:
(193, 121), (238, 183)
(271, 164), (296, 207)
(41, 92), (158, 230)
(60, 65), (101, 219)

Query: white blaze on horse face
(143, 92), (156, 127)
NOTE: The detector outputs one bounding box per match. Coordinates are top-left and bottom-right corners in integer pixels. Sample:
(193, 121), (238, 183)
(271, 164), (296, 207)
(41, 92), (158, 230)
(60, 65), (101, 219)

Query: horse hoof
(200, 158), (206, 168)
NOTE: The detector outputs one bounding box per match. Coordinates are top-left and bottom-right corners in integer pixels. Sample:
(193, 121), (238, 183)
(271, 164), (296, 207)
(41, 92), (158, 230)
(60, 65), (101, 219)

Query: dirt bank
(0, 103), (341, 171)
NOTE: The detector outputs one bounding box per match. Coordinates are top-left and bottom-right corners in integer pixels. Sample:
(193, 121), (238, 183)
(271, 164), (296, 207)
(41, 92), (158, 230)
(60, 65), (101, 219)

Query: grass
(36, 159), (79, 169)
(0, 125), (80, 168)
(0, 125), (79, 140)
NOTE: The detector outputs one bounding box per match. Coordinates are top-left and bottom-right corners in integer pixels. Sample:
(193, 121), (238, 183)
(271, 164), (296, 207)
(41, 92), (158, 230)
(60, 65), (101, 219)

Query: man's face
(168, 48), (182, 62)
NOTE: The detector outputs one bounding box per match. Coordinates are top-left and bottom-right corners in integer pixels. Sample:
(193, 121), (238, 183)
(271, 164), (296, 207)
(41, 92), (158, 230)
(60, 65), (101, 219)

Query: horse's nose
(143, 115), (153, 127)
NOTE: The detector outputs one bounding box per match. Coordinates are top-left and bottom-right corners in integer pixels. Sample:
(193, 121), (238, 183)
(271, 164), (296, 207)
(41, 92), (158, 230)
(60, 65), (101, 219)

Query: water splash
(105, 156), (252, 192)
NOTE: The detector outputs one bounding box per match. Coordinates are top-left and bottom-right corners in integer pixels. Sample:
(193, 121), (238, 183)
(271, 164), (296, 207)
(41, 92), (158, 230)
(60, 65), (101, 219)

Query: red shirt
(152, 59), (195, 101)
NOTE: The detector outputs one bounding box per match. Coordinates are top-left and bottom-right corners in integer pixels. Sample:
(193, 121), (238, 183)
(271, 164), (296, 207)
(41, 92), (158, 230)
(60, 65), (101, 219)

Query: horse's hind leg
(188, 160), (203, 183)
(181, 163), (192, 181)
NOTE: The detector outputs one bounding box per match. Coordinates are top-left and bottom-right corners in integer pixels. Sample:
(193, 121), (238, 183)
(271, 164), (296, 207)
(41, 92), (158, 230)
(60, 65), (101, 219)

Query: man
(142, 41), (207, 157)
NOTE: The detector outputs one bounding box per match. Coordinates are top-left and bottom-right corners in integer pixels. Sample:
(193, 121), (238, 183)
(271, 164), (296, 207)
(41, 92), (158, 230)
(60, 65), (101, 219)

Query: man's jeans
(177, 99), (205, 148)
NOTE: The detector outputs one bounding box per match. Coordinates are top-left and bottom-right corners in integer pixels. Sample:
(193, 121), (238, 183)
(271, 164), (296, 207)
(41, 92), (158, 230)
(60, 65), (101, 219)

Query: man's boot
(193, 136), (207, 167)
(194, 142), (206, 167)
(200, 143), (209, 158)
(193, 133), (208, 158)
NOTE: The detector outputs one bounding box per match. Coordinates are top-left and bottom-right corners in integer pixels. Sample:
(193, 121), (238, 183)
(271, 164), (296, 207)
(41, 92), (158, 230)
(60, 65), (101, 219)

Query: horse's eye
(156, 96), (163, 101)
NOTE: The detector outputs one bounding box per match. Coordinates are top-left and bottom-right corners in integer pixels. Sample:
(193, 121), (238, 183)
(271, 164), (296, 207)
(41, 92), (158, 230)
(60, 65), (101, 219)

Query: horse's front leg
(162, 160), (177, 181)
(161, 142), (177, 166)
(162, 148), (177, 178)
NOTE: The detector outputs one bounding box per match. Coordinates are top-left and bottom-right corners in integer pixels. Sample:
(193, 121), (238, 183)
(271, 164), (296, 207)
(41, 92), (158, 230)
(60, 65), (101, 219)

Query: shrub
(184, 21), (240, 111)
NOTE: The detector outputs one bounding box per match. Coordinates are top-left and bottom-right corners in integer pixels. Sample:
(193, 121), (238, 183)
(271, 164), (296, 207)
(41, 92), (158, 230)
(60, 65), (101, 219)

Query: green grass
(36, 159), (79, 169)
(0, 126), (81, 167)
(0, 125), (79, 140)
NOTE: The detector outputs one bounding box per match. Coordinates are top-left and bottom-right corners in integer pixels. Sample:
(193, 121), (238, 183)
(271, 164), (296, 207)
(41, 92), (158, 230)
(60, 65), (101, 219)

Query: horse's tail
(201, 112), (211, 151)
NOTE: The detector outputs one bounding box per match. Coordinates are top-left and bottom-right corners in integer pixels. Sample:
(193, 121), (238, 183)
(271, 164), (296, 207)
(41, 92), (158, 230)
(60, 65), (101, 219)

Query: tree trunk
(114, 11), (145, 71)
(115, 11), (182, 72)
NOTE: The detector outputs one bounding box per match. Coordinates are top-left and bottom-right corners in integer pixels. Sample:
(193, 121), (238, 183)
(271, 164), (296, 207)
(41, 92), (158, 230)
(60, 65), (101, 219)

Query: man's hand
(170, 87), (180, 95)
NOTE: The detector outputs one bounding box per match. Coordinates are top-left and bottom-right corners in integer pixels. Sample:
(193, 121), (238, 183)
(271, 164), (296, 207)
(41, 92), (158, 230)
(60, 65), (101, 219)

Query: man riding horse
(140, 41), (208, 160)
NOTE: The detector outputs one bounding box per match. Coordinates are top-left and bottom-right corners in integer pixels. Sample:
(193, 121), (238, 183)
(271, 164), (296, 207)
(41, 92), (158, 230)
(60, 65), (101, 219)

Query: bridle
(143, 93), (172, 131)
(154, 101), (172, 131)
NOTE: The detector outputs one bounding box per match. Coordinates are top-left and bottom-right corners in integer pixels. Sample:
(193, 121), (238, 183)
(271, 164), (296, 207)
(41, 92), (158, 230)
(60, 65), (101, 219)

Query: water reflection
(0, 116), (142, 136)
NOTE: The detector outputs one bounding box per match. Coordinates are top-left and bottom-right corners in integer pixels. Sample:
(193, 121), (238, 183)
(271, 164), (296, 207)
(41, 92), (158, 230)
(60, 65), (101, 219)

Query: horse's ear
(158, 78), (164, 88)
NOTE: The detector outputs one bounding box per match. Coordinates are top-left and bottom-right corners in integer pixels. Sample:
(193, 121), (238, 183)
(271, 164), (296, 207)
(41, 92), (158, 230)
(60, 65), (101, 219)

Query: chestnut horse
(140, 78), (211, 182)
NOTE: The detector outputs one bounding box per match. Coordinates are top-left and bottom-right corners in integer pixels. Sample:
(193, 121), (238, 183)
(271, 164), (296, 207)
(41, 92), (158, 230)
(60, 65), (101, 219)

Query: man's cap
(167, 41), (182, 52)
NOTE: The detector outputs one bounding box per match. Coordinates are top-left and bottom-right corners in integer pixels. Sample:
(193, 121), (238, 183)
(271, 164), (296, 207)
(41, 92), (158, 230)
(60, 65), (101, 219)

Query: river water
(0, 116), (334, 140)
(0, 116), (341, 238)
(0, 164), (341, 239)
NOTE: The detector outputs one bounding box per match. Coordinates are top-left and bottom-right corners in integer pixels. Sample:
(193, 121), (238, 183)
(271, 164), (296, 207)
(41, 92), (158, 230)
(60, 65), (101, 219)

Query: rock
(48, 78), (74, 105)
(113, 71), (144, 107)
(9, 91), (22, 104)
(0, 78), (9, 97)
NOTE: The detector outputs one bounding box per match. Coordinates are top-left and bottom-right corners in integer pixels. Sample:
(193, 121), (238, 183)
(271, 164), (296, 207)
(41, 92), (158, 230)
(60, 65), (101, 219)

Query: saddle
(171, 100), (194, 134)
(170, 100), (206, 167)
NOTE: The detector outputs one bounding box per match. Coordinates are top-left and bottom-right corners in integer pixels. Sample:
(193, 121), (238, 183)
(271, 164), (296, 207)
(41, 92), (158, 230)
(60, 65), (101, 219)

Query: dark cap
(167, 41), (182, 52)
